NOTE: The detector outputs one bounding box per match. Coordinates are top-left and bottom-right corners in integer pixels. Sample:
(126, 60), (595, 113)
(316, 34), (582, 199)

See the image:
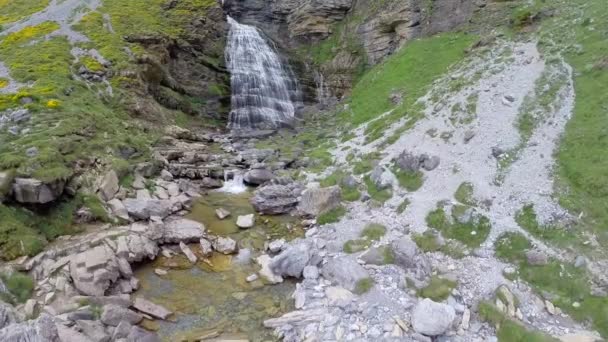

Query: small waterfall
(218, 169), (247, 194)
(225, 16), (301, 130)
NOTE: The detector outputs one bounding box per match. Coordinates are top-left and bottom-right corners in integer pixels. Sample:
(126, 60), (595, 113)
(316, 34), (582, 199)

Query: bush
(0, 272), (34, 303)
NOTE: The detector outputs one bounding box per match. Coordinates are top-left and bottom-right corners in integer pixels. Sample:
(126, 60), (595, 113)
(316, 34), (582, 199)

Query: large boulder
(297, 185), (341, 217)
(123, 199), (172, 220)
(162, 218), (205, 243)
(411, 299), (455, 336)
(394, 151), (421, 172)
(321, 257), (369, 291)
(270, 241), (312, 278)
(69, 245), (120, 296)
(98, 170), (119, 201)
(251, 184), (302, 215)
(12, 178), (65, 204)
(244, 169), (274, 186)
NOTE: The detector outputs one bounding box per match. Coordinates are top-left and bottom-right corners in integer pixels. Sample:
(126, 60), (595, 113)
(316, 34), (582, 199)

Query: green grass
(515, 204), (578, 247)
(397, 199), (410, 214)
(454, 182), (475, 205)
(344, 223), (387, 254)
(364, 176), (392, 203)
(354, 278), (374, 295)
(0, 0), (49, 25)
(426, 206), (491, 248)
(392, 167), (424, 192)
(478, 301), (557, 342)
(413, 230), (467, 259)
(343, 239), (371, 254)
(320, 170), (361, 202)
(0, 272), (34, 304)
(317, 206), (347, 225)
(495, 232), (532, 264)
(361, 223), (387, 241)
(343, 32), (477, 141)
(417, 276), (457, 301)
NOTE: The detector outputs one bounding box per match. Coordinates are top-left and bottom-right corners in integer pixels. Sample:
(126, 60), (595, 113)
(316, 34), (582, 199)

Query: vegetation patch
(454, 182), (475, 206)
(0, 271), (34, 304)
(364, 176), (392, 203)
(320, 170), (361, 202)
(317, 206), (346, 225)
(426, 206), (491, 248)
(361, 223), (387, 241)
(343, 223), (387, 254)
(478, 301), (557, 342)
(354, 278), (374, 295)
(417, 276), (457, 301)
(392, 166), (424, 192)
(515, 204), (578, 247)
(396, 199), (410, 214)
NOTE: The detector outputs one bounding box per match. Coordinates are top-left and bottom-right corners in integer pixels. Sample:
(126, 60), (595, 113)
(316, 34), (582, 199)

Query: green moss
(478, 301), (557, 342)
(454, 182), (475, 205)
(361, 223), (387, 241)
(354, 278), (374, 295)
(317, 206), (346, 225)
(364, 176), (392, 203)
(417, 276), (457, 301)
(392, 167), (424, 192)
(397, 199), (410, 214)
(0, 272), (34, 304)
(343, 239), (370, 254)
(413, 231), (442, 252)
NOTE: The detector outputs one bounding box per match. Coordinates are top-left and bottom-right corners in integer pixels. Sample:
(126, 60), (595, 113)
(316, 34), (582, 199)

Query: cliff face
(224, 0), (485, 101)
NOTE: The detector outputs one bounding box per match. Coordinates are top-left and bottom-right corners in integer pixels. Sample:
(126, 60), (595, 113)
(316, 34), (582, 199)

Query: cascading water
(218, 169), (247, 194)
(225, 16), (301, 130)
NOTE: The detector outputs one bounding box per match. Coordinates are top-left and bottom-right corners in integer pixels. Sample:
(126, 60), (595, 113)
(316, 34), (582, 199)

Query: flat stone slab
(133, 297), (172, 320)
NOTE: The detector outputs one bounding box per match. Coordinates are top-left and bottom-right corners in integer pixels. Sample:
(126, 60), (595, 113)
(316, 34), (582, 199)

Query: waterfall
(225, 16), (301, 130)
(218, 169), (247, 194)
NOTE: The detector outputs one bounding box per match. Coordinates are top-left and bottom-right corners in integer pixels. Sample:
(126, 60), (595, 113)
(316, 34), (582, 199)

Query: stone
(360, 246), (392, 265)
(163, 218), (205, 243)
(256, 254), (283, 284)
(136, 189), (151, 199)
(391, 236), (419, 269)
(76, 320), (111, 342)
(25, 146), (38, 157)
(123, 199), (172, 220)
(270, 241), (312, 278)
(154, 269), (168, 276)
(107, 199), (129, 220)
(127, 326), (160, 342)
(370, 166), (392, 190)
(303, 265), (319, 279)
(166, 182), (180, 197)
(395, 151), (421, 172)
(213, 236), (237, 254)
(251, 184), (301, 215)
(57, 324), (94, 342)
(268, 239), (285, 253)
(12, 178), (65, 204)
(421, 155), (440, 171)
(244, 169), (274, 186)
(411, 299), (456, 336)
(111, 321), (132, 340)
(491, 146), (505, 159)
(325, 286), (354, 307)
(179, 242), (198, 263)
(496, 285), (517, 317)
(199, 238), (213, 256)
(526, 250), (548, 266)
(215, 208), (231, 219)
(99, 170), (119, 201)
(100, 304), (143, 326)
(246, 274), (259, 282)
(69, 245), (120, 296)
(464, 130), (476, 143)
(321, 257), (369, 291)
(0, 302), (17, 329)
(297, 185), (342, 217)
(236, 214), (255, 228)
(133, 297), (172, 320)
(160, 169), (173, 181)
(132, 174), (146, 189)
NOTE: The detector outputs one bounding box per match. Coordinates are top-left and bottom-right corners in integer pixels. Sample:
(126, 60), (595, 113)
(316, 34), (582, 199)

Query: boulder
(75, 320), (111, 342)
(0, 313), (58, 341)
(411, 299), (455, 336)
(99, 170), (119, 201)
(321, 257), (369, 291)
(421, 155), (440, 171)
(123, 199), (172, 220)
(270, 241), (312, 278)
(244, 169), (274, 186)
(0, 302), (17, 329)
(126, 326), (160, 342)
(360, 246), (393, 265)
(100, 305), (143, 326)
(297, 185), (342, 217)
(212, 237), (237, 255)
(163, 218), (205, 243)
(215, 208), (231, 219)
(69, 245), (120, 296)
(236, 214), (255, 229)
(391, 236), (419, 268)
(12, 178), (65, 204)
(370, 166), (392, 190)
(395, 151), (421, 172)
(107, 199), (129, 220)
(133, 298), (172, 320)
(251, 184), (301, 215)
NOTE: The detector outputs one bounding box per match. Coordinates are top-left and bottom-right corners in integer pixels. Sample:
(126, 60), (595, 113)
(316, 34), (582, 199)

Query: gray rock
(69, 245), (120, 296)
(25, 147), (38, 157)
(297, 185), (341, 216)
(179, 242), (197, 263)
(391, 236), (419, 269)
(57, 324), (94, 342)
(574, 255), (587, 268)
(251, 184), (301, 215)
(99, 170), (119, 201)
(395, 151), (421, 172)
(526, 250), (548, 266)
(9, 108), (30, 123)
(268, 239), (285, 253)
(360, 246), (393, 265)
(215, 208), (231, 220)
(321, 257), (369, 291)
(236, 214), (255, 228)
(160, 169), (173, 181)
(123, 199), (172, 220)
(491, 146), (505, 159)
(411, 299), (455, 336)
(100, 304), (142, 326)
(199, 238), (213, 256)
(464, 130), (476, 143)
(303, 265), (319, 279)
(126, 326), (160, 342)
(76, 320), (110, 342)
(270, 242), (312, 278)
(0, 313), (58, 341)
(212, 237), (237, 254)
(163, 218), (205, 243)
(107, 199), (129, 220)
(0, 302), (17, 329)
(244, 169), (274, 186)
(421, 155), (440, 171)
(111, 321), (132, 340)
(341, 175), (357, 188)
(12, 178), (65, 204)
(133, 297), (172, 320)
(370, 166), (392, 190)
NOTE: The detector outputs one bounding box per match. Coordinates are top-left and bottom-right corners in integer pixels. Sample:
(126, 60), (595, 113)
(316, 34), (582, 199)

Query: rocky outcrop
(251, 182), (303, 215)
(321, 257), (369, 291)
(11, 178), (65, 204)
(287, 0), (354, 40)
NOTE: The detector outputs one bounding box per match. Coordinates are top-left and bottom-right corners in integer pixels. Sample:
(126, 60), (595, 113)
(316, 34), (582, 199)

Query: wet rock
(123, 199), (172, 220)
(199, 238), (213, 256)
(133, 297), (172, 320)
(251, 183), (301, 215)
(162, 218), (205, 243)
(179, 242), (197, 263)
(100, 305), (143, 326)
(256, 254), (283, 284)
(215, 208), (231, 219)
(297, 185), (342, 216)
(321, 257), (369, 291)
(270, 241), (312, 278)
(98, 170), (119, 201)
(12, 178), (65, 204)
(212, 236), (237, 254)
(236, 214), (255, 228)
(411, 299), (455, 336)
(244, 169), (274, 186)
